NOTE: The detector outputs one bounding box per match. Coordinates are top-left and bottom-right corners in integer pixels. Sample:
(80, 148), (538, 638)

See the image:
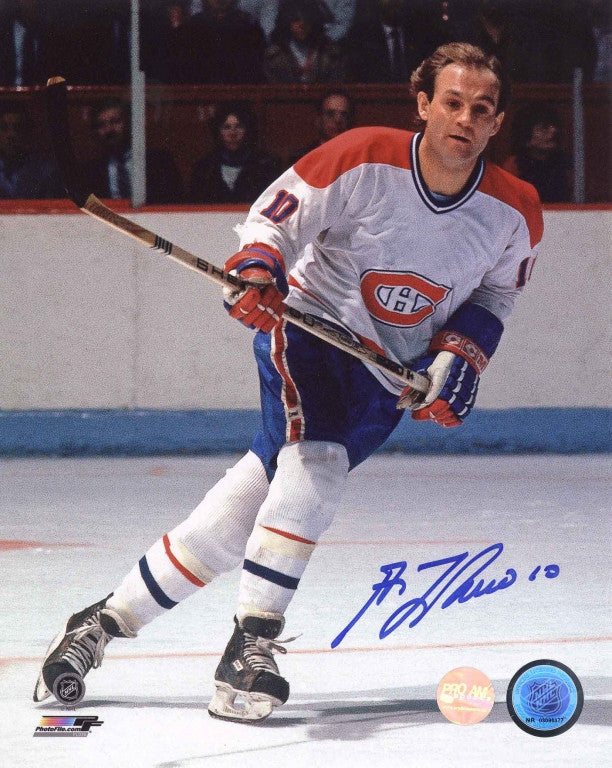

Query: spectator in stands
(288, 89), (355, 165)
(410, 0), (480, 51)
(502, 104), (572, 203)
(239, 0), (356, 43)
(264, 0), (348, 83)
(345, 0), (430, 83)
(0, 103), (63, 198)
(141, 0), (189, 83)
(189, 102), (281, 203)
(82, 99), (183, 203)
(0, 0), (48, 86)
(488, 0), (596, 84)
(425, 1), (596, 85)
(169, 0), (266, 83)
(238, 0), (277, 39)
(324, 0), (357, 42)
(43, 0), (130, 85)
(449, 1), (538, 83)
(585, 0), (611, 81)
(536, 1), (598, 83)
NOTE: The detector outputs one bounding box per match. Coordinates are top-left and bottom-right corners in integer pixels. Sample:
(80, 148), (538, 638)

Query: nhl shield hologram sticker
(436, 667), (495, 725)
(506, 659), (584, 736)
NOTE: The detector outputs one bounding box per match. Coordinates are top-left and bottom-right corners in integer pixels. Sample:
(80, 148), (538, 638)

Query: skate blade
(33, 673), (51, 703)
(32, 626), (66, 702)
(207, 683), (281, 723)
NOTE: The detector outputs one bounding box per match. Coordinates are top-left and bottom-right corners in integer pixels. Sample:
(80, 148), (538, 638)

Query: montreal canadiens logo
(361, 269), (451, 327)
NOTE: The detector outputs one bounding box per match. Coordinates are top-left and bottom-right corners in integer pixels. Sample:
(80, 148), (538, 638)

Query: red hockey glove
(223, 243), (288, 333)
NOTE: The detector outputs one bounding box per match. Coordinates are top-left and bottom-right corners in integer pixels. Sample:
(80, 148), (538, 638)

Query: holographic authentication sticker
(506, 659), (584, 737)
(437, 667), (495, 725)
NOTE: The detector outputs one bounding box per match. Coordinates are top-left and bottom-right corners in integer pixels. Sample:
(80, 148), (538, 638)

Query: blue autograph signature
(331, 543), (560, 648)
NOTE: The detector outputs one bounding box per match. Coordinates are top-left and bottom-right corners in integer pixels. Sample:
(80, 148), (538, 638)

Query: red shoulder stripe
(294, 127), (414, 189)
(479, 164), (544, 248)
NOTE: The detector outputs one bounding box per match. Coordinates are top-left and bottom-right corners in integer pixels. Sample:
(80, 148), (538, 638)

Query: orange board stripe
(0, 540), (90, 551)
(5, 635), (609, 666)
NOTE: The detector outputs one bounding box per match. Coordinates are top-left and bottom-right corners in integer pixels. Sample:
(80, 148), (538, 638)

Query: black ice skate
(208, 615), (291, 722)
(33, 593), (136, 705)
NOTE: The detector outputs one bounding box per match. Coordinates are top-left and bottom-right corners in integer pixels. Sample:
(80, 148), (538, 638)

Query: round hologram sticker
(506, 659), (583, 737)
(436, 667), (495, 725)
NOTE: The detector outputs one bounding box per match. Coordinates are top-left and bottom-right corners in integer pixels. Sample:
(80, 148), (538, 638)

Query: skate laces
(243, 633), (298, 674)
(62, 614), (112, 677)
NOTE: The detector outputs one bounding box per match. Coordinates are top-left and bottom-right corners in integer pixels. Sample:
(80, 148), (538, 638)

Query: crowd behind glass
(0, 0), (610, 203)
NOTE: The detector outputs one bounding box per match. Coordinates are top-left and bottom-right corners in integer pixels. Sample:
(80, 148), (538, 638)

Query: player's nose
(456, 106), (472, 126)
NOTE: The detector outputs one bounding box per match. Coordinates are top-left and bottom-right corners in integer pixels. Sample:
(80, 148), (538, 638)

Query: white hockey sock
(108, 450), (269, 629)
(238, 441), (349, 621)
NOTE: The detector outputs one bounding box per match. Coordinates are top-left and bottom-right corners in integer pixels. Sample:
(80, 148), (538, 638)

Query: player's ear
(416, 91), (430, 122)
(490, 111), (504, 137)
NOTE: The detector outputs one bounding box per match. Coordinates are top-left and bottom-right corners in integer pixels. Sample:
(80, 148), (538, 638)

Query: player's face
(417, 64), (504, 171)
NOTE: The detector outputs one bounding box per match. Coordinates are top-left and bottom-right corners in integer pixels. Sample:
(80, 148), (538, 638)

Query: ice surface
(1, 454), (610, 768)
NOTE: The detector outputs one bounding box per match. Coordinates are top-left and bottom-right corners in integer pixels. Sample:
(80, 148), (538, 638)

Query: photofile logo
(33, 715), (103, 737)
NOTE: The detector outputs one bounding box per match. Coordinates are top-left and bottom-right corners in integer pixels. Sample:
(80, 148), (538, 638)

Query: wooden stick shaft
(81, 194), (429, 392)
(45, 76), (428, 394)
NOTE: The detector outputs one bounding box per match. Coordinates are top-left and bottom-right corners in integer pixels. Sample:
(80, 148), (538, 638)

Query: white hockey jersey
(238, 127), (544, 394)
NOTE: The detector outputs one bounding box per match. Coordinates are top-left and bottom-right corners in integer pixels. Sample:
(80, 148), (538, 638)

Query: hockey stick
(45, 77), (429, 394)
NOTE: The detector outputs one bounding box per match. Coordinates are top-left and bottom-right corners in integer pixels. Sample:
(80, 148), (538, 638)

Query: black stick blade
(46, 76), (89, 208)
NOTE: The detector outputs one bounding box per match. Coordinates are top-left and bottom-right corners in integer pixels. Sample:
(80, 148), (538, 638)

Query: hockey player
(34, 42), (543, 721)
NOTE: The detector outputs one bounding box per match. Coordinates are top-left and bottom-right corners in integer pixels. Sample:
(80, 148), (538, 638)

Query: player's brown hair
(410, 42), (511, 116)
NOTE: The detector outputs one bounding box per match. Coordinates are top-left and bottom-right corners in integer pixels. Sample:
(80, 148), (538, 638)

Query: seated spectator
(169, 0), (266, 83)
(240, 0), (356, 43)
(502, 104), (572, 203)
(288, 89), (355, 165)
(189, 102), (281, 203)
(0, 0), (48, 86)
(345, 0), (431, 83)
(82, 99), (183, 203)
(0, 103), (63, 199)
(264, 0), (348, 83)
